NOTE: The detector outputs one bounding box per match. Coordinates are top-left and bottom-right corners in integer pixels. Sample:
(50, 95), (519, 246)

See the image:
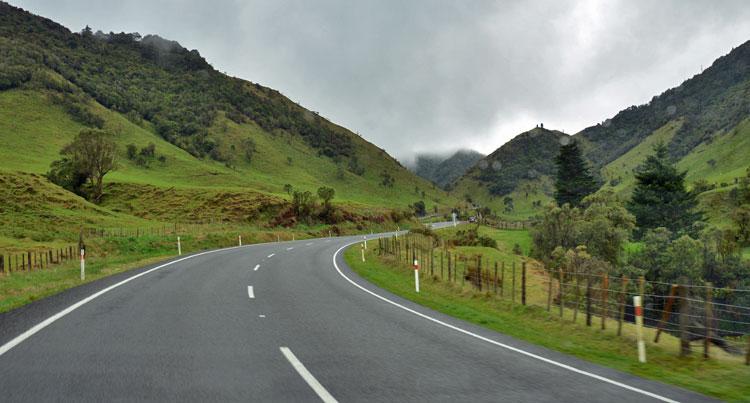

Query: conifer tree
(627, 143), (702, 238)
(554, 140), (597, 207)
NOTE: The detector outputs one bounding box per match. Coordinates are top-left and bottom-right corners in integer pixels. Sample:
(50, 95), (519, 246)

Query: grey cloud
(14, 0), (750, 163)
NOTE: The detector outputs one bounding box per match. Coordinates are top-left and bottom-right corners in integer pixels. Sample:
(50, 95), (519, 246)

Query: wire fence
(0, 245), (79, 274)
(375, 232), (750, 366)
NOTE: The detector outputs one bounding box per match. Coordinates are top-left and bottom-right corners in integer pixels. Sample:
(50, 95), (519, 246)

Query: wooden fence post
(494, 262), (498, 295)
(546, 265), (553, 312)
(430, 246), (434, 276)
(27, 251), (31, 271)
(500, 262), (505, 297)
(654, 285), (678, 343)
(559, 268), (564, 318)
(521, 261), (527, 306)
(617, 276), (629, 336)
(511, 262), (516, 307)
(679, 285), (691, 356)
(461, 257), (465, 286)
(0, 254), (4, 274)
(477, 256), (482, 292)
(573, 268), (580, 323)
(601, 274), (609, 330)
(586, 268), (592, 326)
(447, 251), (452, 282)
(441, 250), (444, 279)
(704, 282), (712, 359)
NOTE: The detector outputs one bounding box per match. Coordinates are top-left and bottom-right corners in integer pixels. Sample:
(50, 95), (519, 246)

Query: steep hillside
(455, 40), (750, 224)
(452, 127), (566, 217)
(580, 40), (750, 168)
(464, 127), (569, 196)
(0, 2), (457, 241)
(412, 149), (484, 188)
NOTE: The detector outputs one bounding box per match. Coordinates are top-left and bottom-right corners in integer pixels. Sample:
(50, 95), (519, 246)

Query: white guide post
(634, 296), (646, 363)
(80, 248), (85, 281)
(414, 259), (420, 293)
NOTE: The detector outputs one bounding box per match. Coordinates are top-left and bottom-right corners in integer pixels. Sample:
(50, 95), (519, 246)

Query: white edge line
(0, 243), (261, 358)
(253, 264), (260, 271)
(268, 253), (275, 258)
(331, 241), (679, 403)
(280, 347), (338, 403)
(247, 286), (255, 299)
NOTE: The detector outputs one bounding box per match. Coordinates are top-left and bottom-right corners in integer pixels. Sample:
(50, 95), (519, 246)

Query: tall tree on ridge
(554, 140), (597, 207)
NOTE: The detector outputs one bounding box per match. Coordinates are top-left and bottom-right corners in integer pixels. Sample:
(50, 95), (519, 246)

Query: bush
(0, 63), (32, 89)
(452, 227), (497, 248)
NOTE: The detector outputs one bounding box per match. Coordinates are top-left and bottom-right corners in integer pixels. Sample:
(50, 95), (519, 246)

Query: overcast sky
(14, 0), (750, 163)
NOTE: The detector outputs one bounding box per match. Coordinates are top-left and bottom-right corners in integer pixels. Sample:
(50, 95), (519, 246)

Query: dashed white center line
(280, 347), (338, 403)
(253, 264), (260, 271)
(267, 253), (275, 258)
(305, 242), (314, 246)
(259, 314), (266, 318)
(286, 247), (294, 251)
(247, 286), (255, 299)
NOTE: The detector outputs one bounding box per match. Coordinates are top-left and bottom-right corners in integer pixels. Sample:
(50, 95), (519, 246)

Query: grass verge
(344, 244), (750, 401)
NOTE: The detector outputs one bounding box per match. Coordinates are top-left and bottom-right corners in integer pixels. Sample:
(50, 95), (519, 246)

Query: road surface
(0, 226), (714, 402)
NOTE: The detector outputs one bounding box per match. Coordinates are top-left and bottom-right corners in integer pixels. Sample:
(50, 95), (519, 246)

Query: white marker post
(414, 259), (420, 293)
(80, 248), (85, 281)
(634, 296), (646, 363)
(396, 226), (400, 239)
(363, 236), (367, 250)
(452, 212), (457, 227)
(177, 236), (182, 256)
(361, 243), (366, 262)
(238, 235), (242, 246)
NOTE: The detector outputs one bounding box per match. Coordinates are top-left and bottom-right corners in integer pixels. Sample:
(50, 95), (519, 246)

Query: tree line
(532, 140), (749, 293)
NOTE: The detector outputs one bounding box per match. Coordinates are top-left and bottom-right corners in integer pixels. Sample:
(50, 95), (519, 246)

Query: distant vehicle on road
(468, 216), (477, 223)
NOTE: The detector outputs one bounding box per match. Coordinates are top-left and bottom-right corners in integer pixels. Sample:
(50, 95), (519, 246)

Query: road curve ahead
(0, 226), (714, 402)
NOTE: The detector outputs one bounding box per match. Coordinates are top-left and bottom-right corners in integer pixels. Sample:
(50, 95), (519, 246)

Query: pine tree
(627, 143), (702, 238)
(554, 140), (597, 207)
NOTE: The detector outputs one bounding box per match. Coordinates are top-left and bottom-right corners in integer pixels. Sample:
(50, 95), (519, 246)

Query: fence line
(376, 232), (750, 365)
(0, 245), (77, 275)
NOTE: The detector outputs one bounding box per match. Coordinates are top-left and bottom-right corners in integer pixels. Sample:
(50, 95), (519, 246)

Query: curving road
(0, 226), (714, 402)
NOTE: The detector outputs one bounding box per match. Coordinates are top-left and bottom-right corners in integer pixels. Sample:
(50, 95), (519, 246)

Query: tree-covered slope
(412, 149), (484, 189)
(451, 127), (566, 218)
(454, 40), (750, 224)
(457, 127), (569, 197)
(579, 40), (750, 168)
(0, 1), (455, 223)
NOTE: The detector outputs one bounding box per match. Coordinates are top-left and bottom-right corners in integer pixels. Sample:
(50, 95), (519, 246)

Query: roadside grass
(345, 241), (750, 401)
(434, 224), (532, 256)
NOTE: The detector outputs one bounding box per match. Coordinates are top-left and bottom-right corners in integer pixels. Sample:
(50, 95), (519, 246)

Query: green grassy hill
(0, 2), (458, 250)
(452, 127), (565, 218)
(453, 40), (750, 227)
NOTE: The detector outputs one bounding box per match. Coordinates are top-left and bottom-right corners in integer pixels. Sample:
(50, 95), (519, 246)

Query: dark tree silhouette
(554, 140), (597, 207)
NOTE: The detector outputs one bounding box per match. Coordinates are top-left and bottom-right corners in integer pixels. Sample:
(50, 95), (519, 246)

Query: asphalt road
(0, 224), (715, 402)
